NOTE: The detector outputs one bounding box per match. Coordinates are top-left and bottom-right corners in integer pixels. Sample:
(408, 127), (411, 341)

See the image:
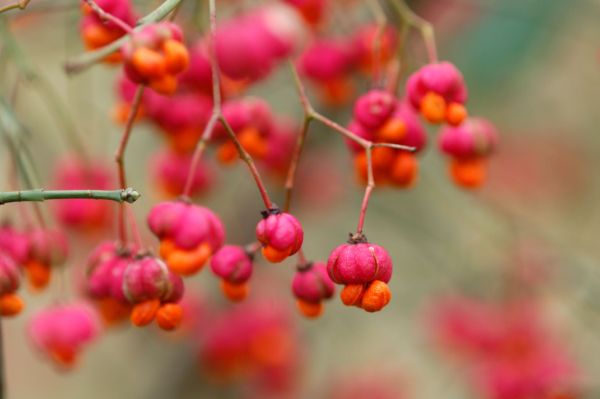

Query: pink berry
(86, 241), (133, 304)
(438, 117), (499, 158)
(406, 61), (468, 109)
(210, 245), (254, 283)
(122, 255), (170, 304)
(0, 253), (20, 294)
(0, 225), (30, 264)
(327, 242), (392, 285)
(255, 210), (304, 254)
(28, 302), (101, 368)
(291, 262), (335, 303)
(298, 39), (357, 82)
(147, 201), (225, 252)
(353, 90), (396, 129)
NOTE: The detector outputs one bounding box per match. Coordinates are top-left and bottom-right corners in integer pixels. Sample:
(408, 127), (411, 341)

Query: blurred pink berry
(210, 245), (253, 283)
(439, 117), (499, 158)
(28, 227), (69, 267)
(298, 38), (357, 82)
(0, 253), (20, 294)
(0, 224), (30, 264)
(291, 262), (335, 303)
(51, 155), (114, 231)
(353, 90), (396, 129)
(407, 61), (468, 108)
(406, 61), (468, 125)
(149, 148), (213, 198)
(86, 241), (132, 304)
(215, 5), (305, 82)
(28, 302), (101, 369)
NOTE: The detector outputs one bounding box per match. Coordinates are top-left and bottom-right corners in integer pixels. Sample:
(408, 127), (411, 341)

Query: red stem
(181, 113), (218, 198)
(126, 205), (143, 250)
(183, 0), (273, 210)
(83, 0), (134, 34)
(219, 116), (273, 209)
(296, 248), (308, 268)
(357, 185), (374, 235)
(182, 18), (222, 198)
(283, 117), (311, 213)
(114, 84), (145, 246)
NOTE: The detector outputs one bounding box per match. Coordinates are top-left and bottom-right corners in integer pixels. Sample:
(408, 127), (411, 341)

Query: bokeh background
(0, 0), (600, 398)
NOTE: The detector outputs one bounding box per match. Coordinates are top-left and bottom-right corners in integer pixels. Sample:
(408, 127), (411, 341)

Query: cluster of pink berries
(28, 303), (101, 369)
(348, 90), (427, 187)
(428, 296), (581, 399)
(79, 0), (137, 63)
(121, 22), (190, 95)
(0, 224), (68, 316)
(345, 61), (499, 189)
(51, 155), (114, 231)
(299, 25), (397, 106)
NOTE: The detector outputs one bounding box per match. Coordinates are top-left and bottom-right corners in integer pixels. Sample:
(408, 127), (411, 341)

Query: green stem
(0, 188), (141, 205)
(388, 0), (438, 63)
(0, 19), (88, 157)
(64, 0), (183, 74)
(0, 0), (29, 14)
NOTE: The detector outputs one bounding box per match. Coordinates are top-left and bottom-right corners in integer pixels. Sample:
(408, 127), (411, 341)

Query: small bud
(121, 188), (141, 203)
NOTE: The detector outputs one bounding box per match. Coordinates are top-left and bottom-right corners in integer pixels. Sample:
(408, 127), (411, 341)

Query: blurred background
(0, 0), (600, 398)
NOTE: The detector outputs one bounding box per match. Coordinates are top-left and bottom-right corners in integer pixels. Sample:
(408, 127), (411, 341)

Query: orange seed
(445, 102), (468, 126)
(362, 280), (391, 313)
(340, 283), (366, 307)
(421, 91), (447, 124)
(261, 245), (292, 263)
(155, 303), (183, 331)
(149, 73), (178, 96)
(130, 298), (161, 327)
(220, 280), (249, 302)
(0, 293), (24, 316)
(449, 157), (487, 189)
(165, 242), (212, 276)
(296, 299), (323, 319)
(163, 40), (190, 74)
